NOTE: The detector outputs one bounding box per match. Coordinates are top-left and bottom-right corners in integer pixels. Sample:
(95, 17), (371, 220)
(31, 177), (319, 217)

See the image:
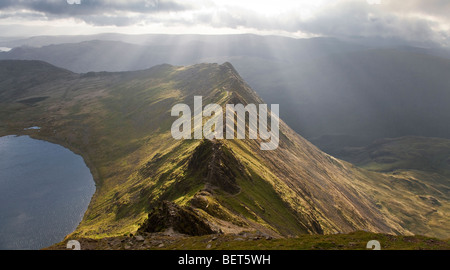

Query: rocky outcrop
(188, 140), (244, 194)
(138, 201), (216, 236)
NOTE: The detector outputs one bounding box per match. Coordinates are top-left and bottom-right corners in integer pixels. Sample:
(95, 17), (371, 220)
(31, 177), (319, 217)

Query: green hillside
(0, 60), (448, 243)
(3, 35), (450, 153)
(334, 136), (450, 238)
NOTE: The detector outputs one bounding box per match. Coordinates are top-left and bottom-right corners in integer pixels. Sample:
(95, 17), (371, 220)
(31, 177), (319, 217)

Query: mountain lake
(0, 135), (95, 250)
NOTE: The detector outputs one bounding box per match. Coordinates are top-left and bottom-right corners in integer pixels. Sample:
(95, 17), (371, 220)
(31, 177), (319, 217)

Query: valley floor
(47, 231), (450, 250)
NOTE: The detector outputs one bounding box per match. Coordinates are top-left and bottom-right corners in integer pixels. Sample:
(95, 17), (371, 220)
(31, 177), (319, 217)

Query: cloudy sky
(0, 0), (449, 46)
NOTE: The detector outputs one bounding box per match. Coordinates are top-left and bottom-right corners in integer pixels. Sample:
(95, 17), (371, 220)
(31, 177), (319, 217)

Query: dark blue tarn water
(0, 135), (95, 250)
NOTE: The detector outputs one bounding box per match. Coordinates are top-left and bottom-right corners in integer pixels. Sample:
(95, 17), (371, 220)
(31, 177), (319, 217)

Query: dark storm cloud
(0, 0), (190, 26)
(0, 0), (187, 22)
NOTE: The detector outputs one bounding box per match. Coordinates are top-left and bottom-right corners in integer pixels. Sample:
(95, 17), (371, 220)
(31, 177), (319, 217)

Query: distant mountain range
(1, 34), (450, 156)
(0, 60), (448, 239)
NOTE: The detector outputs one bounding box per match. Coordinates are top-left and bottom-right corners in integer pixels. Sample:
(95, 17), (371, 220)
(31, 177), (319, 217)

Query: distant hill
(333, 136), (450, 177)
(0, 60), (75, 101)
(0, 35), (366, 73)
(1, 60), (449, 239)
(333, 136), (450, 238)
(0, 40), (162, 73)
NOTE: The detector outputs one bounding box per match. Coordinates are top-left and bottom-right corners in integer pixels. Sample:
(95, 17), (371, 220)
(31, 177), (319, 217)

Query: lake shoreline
(0, 131), (98, 249)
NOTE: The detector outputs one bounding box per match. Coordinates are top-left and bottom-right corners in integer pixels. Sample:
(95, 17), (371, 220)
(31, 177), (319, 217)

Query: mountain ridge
(3, 35), (450, 154)
(0, 60), (448, 239)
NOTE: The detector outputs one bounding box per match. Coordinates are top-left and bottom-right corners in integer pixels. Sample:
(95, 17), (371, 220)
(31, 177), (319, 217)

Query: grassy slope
(334, 136), (450, 239)
(4, 38), (450, 149)
(0, 60), (448, 242)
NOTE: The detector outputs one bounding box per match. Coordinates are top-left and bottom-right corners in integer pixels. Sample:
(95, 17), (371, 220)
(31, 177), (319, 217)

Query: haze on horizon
(0, 0), (449, 47)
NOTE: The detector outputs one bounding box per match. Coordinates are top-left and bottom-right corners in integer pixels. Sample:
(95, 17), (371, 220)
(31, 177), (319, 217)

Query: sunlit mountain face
(1, 0), (450, 252)
(2, 34), (450, 154)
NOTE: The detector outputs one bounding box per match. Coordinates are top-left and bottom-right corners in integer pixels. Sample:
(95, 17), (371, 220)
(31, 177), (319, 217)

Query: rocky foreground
(47, 231), (450, 250)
